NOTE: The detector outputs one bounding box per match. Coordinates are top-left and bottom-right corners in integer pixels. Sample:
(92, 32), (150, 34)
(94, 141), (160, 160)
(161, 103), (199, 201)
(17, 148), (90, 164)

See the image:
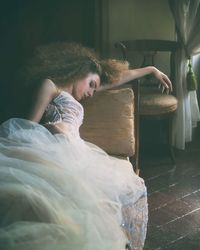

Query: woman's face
(72, 73), (100, 101)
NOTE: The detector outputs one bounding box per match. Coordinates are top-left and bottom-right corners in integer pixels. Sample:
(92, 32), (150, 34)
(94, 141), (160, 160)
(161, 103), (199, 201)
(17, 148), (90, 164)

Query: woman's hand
(152, 67), (172, 94)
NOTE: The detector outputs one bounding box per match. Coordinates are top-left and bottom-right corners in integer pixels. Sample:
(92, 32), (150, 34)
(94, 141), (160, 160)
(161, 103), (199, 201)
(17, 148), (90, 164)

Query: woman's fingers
(162, 74), (173, 92)
(156, 70), (173, 94)
(158, 83), (167, 93)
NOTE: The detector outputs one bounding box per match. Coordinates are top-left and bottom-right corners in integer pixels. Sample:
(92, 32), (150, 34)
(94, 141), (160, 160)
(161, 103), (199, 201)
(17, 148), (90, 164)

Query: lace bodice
(41, 91), (84, 136)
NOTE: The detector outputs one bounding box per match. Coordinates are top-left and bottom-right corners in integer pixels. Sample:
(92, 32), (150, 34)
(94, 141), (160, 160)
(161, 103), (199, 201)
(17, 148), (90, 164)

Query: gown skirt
(0, 118), (148, 250)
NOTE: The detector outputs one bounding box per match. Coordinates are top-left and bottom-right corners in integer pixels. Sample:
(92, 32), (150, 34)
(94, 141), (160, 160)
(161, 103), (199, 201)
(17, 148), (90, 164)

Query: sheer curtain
(168, 0), (200, 149)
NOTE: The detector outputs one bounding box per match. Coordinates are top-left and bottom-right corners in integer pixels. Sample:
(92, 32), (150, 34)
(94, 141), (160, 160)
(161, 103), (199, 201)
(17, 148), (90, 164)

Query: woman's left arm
(99, 66), (172, 93)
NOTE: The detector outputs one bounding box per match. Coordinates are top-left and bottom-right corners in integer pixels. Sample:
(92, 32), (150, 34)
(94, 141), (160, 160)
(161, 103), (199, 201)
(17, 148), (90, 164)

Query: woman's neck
(59, 83), (73, 95)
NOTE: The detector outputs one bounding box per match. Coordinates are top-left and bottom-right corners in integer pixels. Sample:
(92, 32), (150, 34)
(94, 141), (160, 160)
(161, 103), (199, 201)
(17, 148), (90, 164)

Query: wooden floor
(140, 128), (200, 250)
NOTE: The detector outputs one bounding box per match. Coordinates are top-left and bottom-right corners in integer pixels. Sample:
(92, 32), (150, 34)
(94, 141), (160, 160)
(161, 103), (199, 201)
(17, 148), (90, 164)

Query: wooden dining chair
(115, 39), (180, 166)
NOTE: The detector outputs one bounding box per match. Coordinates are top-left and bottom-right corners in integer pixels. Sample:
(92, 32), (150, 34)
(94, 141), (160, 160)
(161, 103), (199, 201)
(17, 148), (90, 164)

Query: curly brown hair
(18, 42), (129, 86)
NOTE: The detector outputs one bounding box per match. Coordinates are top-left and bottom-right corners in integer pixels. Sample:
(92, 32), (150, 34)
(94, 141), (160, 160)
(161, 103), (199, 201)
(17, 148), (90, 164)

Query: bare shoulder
(27, 79), (58, 122)
(40, 79), (58, 98)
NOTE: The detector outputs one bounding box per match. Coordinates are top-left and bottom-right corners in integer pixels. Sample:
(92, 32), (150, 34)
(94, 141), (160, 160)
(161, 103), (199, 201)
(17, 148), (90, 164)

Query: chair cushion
(140, 87), (178, 116)
(80, 88), (135, 157)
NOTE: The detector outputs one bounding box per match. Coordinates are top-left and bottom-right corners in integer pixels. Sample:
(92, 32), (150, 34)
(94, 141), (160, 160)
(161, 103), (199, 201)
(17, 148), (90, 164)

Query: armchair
(115, 39), (180, 165)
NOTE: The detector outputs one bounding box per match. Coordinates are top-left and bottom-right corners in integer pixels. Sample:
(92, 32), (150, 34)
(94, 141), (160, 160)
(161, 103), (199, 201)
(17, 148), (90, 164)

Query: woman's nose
(88, 90), (94, 97)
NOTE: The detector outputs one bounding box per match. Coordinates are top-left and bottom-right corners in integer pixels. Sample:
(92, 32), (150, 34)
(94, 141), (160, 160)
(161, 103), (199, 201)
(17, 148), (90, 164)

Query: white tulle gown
(0, 91), (148, 250)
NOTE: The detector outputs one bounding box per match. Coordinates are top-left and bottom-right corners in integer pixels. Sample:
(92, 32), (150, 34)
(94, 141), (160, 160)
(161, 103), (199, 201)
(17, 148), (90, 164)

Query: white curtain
(169, 0), (200, 149)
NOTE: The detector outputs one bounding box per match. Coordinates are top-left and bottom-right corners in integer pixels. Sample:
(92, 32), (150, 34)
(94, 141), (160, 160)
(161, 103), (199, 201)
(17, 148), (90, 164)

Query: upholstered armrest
(80, 88), (135, 157)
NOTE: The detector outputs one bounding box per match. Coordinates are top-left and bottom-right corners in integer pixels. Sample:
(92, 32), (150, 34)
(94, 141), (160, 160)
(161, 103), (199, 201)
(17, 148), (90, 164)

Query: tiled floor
(140, 129), (200, 250)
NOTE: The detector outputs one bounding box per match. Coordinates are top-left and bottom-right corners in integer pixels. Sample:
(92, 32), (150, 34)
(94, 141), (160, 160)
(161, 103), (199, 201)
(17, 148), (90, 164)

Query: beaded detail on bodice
(41, 91), (84, 136)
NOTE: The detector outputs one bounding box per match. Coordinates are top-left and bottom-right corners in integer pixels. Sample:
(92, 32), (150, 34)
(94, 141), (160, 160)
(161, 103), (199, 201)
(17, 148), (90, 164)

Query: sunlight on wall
(193, 55), (200, 80)
(192, 54), (200, 100)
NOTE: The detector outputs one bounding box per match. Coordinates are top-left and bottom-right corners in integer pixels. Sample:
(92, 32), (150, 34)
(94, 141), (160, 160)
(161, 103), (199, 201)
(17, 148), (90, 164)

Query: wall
(104, 0), (176, 74)
(108, 0), (175, 56)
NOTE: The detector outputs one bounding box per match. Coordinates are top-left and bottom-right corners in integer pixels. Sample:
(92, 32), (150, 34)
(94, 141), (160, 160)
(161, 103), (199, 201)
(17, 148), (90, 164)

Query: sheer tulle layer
(0, 119), (147, 250)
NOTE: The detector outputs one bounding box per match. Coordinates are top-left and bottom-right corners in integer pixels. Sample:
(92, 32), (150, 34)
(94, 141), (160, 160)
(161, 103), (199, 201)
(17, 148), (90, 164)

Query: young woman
(0, 42), (171, 250)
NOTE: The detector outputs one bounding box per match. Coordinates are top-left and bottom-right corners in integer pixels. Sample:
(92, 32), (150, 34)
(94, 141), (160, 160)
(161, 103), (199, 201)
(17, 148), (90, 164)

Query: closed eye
(90, 81), (95, 88)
